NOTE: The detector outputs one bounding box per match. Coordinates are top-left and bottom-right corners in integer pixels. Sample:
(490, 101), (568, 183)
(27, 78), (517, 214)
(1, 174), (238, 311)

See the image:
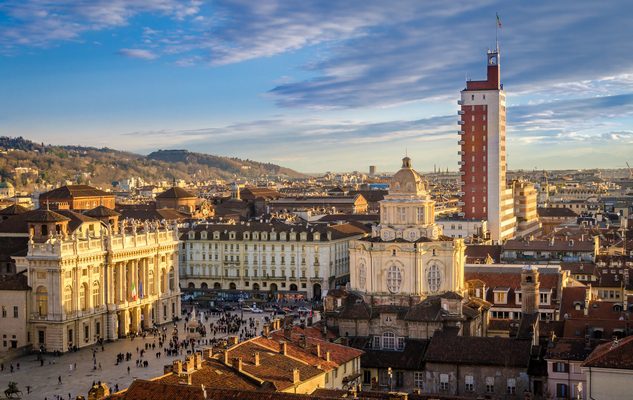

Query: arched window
(358, 263), (366, 289)
(427, 263), (442, 293)
(92, 281), (100, 308)
(382, 331), (396, 350)
(168, 267), (175, 291)
(148, 270), (154, 295)
(36, 286), (48, 317)
(386, 265), (402, 294)
(161, 268), (167, 293)
(79, 283), (89, 311)
(63, 285), (73, 313)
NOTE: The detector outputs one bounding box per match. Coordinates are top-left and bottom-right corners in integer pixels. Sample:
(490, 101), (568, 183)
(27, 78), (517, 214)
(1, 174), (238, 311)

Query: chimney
(299, 334), (307, 349)
(263, 324), (270, 337)
(326, 351), (331, 362)
(185, 355), (195, 372)
(292, 368), (301, 384)
(316, 344), (321, 358)
(235, 357), (243, 372)
(228, 336), (239, 346)
(223, 351), (230, 365)
(194, 352), (202, 370)
(280, 341), (288, 356)
(284, 325), (292, 340)
(172, 360), (183, 374)
(254, 352), (260, 366)
(203, 348), (213, 360)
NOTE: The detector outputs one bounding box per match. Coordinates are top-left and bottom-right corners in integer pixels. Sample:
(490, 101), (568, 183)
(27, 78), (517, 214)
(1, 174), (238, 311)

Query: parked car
(251, 307), (264, 313)
(297, 307), (311, 313)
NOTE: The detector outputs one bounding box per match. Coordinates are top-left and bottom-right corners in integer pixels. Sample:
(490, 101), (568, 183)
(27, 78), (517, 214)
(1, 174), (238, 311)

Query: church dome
(390, 157), (426, 195)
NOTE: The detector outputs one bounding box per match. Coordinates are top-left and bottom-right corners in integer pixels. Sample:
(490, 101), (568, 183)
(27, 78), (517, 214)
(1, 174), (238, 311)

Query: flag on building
(496, 13), (502, 28)
(131, 281), (137, 301)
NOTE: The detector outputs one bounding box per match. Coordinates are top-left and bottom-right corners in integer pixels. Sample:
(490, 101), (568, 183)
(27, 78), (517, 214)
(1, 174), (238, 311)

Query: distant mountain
(0, 136), (304, 189)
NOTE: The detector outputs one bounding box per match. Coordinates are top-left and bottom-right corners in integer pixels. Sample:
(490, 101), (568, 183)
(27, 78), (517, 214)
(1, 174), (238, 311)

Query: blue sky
(1, 1), (633, 173)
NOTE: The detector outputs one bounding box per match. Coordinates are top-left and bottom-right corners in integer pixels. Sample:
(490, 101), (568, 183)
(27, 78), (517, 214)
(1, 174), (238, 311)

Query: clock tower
(349, 156), (466, 305)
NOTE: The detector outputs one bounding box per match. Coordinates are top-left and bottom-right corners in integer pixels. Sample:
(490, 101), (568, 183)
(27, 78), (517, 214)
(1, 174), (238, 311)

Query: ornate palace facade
(13, 210), (180, 352)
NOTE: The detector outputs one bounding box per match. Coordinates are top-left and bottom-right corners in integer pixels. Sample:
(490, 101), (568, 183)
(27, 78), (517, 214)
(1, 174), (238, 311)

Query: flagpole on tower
(496, 13), (502, 53)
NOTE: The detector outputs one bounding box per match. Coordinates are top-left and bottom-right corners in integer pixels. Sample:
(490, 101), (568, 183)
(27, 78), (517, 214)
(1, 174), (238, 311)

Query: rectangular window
(556, 384), (568, 397)
(397, 337), (405, 350)
(1, 306), (6, 318)
(414, 372), (424, 389)
(13, 306), (18, 318)
(507, 378), (516, 394)
(440, 374), (449, 391)
(363, 370), (371, 384)
(486, 377), (494, 393)
(554, 362), (569, 373)
(465, 375), (474, 392)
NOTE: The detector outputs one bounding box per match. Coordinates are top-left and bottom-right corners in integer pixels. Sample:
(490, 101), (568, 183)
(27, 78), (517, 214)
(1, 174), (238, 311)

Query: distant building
(581, 336), (633, 400)
(458, 48), (516, 242)
(39, 184), (115, 210)
(0, 181), (15, 199)
(512, 180), (541, 238)
(2, 208), (181, 352)
(0, 271), (30, 354)
(156, 186), (198, 214)
(269, 195), (368, 215)
(369, 165), (376, 176)
(179, 221), (367, 299)
(349, 157), (466, 305)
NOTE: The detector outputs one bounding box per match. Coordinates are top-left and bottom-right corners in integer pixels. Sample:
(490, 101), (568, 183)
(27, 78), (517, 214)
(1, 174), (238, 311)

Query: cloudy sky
(1, 1), (632, 173)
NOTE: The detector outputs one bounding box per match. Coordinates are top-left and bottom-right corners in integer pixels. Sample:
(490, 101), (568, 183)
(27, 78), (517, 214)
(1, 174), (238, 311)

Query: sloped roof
(85, 205), (121, 218)
(25, 209), (70, 223)
(40, 184), (111, 199)
(156, 187), (196, 199)
(0, 204), (29, 215)
(583, 336), (633, 369)
(424, 330), (532, 368)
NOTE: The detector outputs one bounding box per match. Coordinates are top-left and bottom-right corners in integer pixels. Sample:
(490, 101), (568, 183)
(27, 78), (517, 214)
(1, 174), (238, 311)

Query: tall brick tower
(458, 48), (516, 242)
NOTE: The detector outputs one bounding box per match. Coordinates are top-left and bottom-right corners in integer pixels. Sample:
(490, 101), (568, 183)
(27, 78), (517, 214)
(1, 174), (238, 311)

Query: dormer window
(201, 231), (207, 239)
(188, 231), (195, 239)
(270, 232), (277, 241)
(493, 288), (509, 304)
(213, 231), (220, 240)
(229, 231), (236, 240)
(539, 290), (551, 305)
(280, 232), (286, 241)
(244, 232), (249, 240)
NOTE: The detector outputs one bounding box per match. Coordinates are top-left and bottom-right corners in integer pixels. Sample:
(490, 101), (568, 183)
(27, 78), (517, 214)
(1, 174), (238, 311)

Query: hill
(0, 136), (304, 189)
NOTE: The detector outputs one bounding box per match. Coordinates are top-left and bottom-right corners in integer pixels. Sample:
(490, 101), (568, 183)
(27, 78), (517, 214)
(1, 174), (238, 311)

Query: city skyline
(2, 1), (633, 173)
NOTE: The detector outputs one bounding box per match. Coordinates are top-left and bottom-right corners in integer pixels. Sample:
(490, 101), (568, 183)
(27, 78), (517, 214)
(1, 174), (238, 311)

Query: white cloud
(118, 48), (157, 60)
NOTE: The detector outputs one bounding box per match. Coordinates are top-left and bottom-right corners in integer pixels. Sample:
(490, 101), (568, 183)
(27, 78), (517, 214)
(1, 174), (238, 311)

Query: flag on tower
(496, 13), (502, 28)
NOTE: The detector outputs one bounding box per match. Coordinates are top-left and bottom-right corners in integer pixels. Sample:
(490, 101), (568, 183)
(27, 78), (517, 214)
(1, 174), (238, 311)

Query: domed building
(349, 156), (466, 305)
(0, 181), (15, 199)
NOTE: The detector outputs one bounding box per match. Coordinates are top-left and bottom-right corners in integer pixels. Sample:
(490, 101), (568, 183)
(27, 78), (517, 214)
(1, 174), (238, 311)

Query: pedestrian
(58, 375), (62, 384)
(127, 366), (130, 375)
(26, 385), (31, 394)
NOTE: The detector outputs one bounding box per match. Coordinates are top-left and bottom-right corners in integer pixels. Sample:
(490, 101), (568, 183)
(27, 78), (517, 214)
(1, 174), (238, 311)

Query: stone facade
(179, 221), (366, 299)
(349, 157), (466, 305)
(13, 217), (180, 352)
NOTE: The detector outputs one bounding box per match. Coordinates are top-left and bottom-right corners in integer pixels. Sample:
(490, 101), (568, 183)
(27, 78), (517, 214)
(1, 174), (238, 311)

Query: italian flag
(496, 13), (502, 28)
(131, 282), (137, 301)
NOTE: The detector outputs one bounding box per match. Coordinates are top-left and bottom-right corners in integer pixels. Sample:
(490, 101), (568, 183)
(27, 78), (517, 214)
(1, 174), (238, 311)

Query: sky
(1, 1), (633, 174)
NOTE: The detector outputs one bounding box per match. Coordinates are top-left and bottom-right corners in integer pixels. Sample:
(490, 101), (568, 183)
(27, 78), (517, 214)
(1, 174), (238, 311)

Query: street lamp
(387, 367), (393, 392)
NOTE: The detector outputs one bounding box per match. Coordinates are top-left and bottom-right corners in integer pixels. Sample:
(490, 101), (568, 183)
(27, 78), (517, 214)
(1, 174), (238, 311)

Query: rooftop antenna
(495, 13), (502, 53)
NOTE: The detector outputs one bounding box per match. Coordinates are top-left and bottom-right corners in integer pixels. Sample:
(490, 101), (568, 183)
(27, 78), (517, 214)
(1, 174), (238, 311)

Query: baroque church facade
(349, 157), (466, 305)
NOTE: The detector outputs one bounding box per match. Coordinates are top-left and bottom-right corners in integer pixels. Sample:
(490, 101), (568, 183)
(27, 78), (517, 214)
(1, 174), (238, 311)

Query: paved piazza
(0, 310), (273, 399)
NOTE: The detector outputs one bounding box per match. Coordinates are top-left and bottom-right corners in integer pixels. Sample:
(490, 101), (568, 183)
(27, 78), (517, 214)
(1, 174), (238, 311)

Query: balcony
(459, 181), (465, 186)
(458, 130), (465, 135)
(457, 99), (464, 105)
(459, 171), (466, 176)
(458, 212), (465, 217)
(457, 201), (465, 206)
(457, 160), (465, 165)
(457, 110), (465, 115)
(457, 120), (465, 125)
(458, 192), (465, 196)
(457, 151), (464, 155)
(458, 140), (465, 145)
